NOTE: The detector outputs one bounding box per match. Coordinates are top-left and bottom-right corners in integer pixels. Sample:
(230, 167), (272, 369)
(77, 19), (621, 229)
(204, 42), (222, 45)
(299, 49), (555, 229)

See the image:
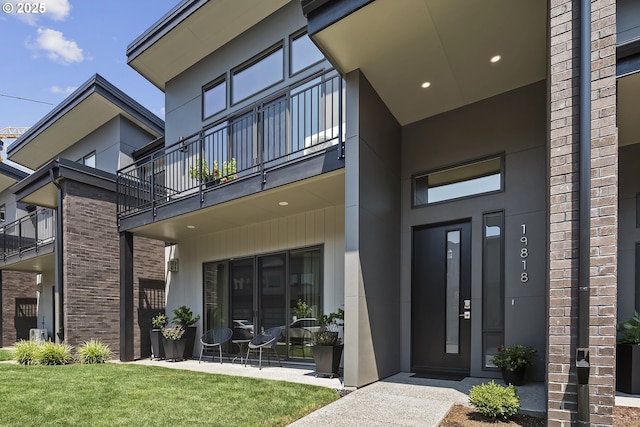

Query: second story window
(290, 32), (324, 75)
(232, 45), (283, 104)
(203, 76), (226, 119)
(81, 152), (96, 168)
(0, 205), (5, 222)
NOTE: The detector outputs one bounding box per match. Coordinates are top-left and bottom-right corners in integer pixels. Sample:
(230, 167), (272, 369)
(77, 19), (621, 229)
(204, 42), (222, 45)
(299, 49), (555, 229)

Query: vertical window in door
(203, 262), (228, 331)
(446, 230), (461, 354)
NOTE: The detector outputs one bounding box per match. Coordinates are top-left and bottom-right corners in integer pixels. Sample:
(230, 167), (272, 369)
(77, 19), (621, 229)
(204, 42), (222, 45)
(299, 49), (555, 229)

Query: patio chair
(289, 327), (313, 358)
(199, 327), (233, 364)
(245, 326), (282, 369)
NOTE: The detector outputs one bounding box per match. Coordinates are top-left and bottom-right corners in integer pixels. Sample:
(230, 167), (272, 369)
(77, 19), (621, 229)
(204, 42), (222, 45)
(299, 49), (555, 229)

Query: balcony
(0, 208), (56, 267)
(117, 71), (344, 224)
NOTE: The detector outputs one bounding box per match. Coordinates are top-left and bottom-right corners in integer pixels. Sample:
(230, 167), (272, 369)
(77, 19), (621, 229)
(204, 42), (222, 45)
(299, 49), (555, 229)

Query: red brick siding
(548, 0), (617, 425)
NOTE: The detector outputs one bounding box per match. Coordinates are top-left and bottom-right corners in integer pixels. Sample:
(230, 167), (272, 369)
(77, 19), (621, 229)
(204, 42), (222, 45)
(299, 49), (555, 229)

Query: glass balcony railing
(0, 208), (56, 260)
(117, 70), (344, 219)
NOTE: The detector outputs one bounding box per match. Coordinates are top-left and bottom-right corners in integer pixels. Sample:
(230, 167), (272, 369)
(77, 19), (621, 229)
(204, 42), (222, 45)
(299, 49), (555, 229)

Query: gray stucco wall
(400, 81), (547, 381)
(618, 143), (640, 319)
(344, 70), (401, 388)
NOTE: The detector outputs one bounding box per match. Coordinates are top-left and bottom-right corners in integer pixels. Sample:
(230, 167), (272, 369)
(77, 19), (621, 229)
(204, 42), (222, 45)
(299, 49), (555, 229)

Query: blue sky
(0, 0), (178, 135)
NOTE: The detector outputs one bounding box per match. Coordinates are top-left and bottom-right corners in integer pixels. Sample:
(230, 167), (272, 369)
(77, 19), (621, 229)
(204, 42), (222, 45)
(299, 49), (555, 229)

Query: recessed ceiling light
(421, 81), (431, 89)
(187, 225), (195, 229)
(278, 201), (289, 206)
(490, 55), (501, 63)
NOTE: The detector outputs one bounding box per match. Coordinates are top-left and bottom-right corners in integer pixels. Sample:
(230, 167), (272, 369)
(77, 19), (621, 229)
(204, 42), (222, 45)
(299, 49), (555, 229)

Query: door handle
(459, 311), (470, 319)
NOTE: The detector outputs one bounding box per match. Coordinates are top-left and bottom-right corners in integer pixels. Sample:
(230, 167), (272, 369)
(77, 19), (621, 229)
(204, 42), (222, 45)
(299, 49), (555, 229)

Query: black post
(120, 231), (134, 361)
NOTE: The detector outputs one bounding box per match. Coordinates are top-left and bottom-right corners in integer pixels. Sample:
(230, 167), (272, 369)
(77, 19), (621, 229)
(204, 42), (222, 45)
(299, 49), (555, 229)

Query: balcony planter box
(312, 344), (343, 378)
(163, 338), (186, 362)
(150, 329), (165, 359)
(617, 344), (640, 394)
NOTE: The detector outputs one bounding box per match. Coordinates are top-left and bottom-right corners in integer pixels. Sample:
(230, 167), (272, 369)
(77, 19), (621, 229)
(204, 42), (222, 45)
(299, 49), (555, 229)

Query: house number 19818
(520, 224), (529, 283)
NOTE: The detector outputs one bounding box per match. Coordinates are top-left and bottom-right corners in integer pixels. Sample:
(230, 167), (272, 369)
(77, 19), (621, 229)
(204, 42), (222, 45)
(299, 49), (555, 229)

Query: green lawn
(0, 363), (338, 426)
(0, 349), (12, 361)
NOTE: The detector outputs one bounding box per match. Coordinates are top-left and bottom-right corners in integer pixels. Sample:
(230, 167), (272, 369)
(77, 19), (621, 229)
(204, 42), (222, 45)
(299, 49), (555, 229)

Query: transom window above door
(413, 155), (504, 206)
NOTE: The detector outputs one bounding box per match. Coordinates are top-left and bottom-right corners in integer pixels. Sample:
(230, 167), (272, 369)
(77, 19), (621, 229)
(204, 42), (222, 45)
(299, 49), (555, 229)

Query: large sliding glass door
(203, 246), (323, 361)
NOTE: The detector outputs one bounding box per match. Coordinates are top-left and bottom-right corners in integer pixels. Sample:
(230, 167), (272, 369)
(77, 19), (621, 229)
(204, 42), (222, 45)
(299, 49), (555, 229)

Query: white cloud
(6, 0), (70, 25)
(29, 28), (84, 64)
(50, 85), (77, 95)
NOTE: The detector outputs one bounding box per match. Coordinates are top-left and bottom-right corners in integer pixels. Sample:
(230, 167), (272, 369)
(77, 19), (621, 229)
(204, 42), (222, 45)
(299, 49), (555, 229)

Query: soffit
(127, 0), (290, 90)
(619, 71), (640, 146)
(312, 0), (546, 126)
(129, 170), (345, 243)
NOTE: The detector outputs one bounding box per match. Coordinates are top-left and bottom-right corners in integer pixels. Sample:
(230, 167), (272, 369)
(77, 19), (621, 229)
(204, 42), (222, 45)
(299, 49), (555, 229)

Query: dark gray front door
(412, 220), (472, 377)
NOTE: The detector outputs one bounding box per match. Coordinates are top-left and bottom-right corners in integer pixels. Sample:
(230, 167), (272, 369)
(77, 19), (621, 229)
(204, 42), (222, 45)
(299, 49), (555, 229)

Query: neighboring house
(116, 0), (631, 424)
(0, 74), (166, 358)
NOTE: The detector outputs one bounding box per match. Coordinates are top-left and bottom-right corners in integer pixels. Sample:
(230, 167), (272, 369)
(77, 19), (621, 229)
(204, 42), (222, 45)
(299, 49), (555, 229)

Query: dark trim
(302, 0), (374, 36)
(636, 243), (640, 313)
(53, 177), (64, 343)
(132, 137), (165, 161)
(0, 163), (28, 182)
(0, 271), (3, 347)
(8, 74), (163, 159)
(202, 74), (228, 121)
(577, 0), (591, 424)
(12, 158), (117, 202)
(120, 231), (134, 361)
(617, 40), (640, 77)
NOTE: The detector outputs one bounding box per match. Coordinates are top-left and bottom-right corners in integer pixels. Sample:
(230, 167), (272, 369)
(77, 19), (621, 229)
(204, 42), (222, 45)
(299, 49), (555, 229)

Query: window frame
(230, 42), (285, 106)
(289, 30), (325, 77)
(202, 74), (228, 121)
(412, 153), (505, 207)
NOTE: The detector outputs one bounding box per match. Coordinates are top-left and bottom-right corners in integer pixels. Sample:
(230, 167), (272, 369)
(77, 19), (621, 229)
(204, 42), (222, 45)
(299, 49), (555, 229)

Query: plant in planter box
(162, 325), (186, 362)
(616, 311), (640, 394)
(491, 344), (537, 386)
(312, 308), (344, 378)
(150, 314), (168, 359)
(171, 305), (201, 359)
(188, 159), (237, 185)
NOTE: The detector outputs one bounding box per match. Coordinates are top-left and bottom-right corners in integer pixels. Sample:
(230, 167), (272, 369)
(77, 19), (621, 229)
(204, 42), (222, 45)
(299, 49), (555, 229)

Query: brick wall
(62, 180), (165, 358)
(548, 0), (617, 425)
(1, 271), (36, 346)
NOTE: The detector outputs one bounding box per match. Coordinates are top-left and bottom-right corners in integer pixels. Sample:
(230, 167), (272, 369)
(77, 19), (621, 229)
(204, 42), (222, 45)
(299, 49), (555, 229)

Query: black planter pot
(501, 367), (526, 386)
(163, 338), (186, 362)
(617, 344), (640, 394)
(183, 326), (197, 359)
(312, 345), (344, 378)
(150, 329), (165, 359)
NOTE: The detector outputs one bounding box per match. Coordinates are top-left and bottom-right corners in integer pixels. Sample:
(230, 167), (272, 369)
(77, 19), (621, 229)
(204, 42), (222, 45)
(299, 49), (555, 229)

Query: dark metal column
(53, 178), (64, 343)
(576, 0), (592, 424)
(0, 271), (3, 347)
(120, 231), (134, 361)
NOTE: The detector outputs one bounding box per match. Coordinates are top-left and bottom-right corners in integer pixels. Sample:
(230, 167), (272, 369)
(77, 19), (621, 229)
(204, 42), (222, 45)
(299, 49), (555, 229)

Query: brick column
(548, 0), (617, 425)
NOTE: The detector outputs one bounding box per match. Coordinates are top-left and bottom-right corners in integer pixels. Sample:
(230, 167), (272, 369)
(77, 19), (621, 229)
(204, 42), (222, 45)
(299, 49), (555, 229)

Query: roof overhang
(127, 0), (290, 90)
(7, 74), (164, 171)
(12, 158), (116, 208)
(0, 162), (29, 193)
(304, 0), (547, 126)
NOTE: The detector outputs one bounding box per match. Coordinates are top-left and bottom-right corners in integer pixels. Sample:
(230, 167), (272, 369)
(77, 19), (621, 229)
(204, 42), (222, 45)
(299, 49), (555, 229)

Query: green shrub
(468, 380), (520, 420)
(34, 342), (73, 365)
(13, 340), (39, 365)
(78, 340), (112, 364)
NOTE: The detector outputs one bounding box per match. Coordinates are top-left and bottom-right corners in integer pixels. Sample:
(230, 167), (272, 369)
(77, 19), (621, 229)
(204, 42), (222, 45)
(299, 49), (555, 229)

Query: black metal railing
(0, 208), (55, 260)
(117, 70), (344, 219)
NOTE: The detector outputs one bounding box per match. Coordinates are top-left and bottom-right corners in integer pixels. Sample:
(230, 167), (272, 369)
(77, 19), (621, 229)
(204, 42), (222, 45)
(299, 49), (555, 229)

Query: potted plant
(188, 158), (237, 186)
(617, 311), (640, 394)
(161, 325), (185, 362)
(312, 308), (344, 378)
(171, 305), (201, 359)
(150, 313), (168, 359)
(292, 299), (312, 321)
(491, 344), (537, 386)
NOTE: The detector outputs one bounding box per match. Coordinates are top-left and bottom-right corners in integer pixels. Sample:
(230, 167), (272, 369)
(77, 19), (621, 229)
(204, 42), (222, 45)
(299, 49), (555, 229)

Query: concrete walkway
(129, 358), (640, 426)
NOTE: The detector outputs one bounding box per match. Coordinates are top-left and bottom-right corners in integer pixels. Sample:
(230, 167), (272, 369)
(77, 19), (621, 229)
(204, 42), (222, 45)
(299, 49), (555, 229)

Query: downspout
(576, 0), (591, 424)
(50, 168), (64, 343)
